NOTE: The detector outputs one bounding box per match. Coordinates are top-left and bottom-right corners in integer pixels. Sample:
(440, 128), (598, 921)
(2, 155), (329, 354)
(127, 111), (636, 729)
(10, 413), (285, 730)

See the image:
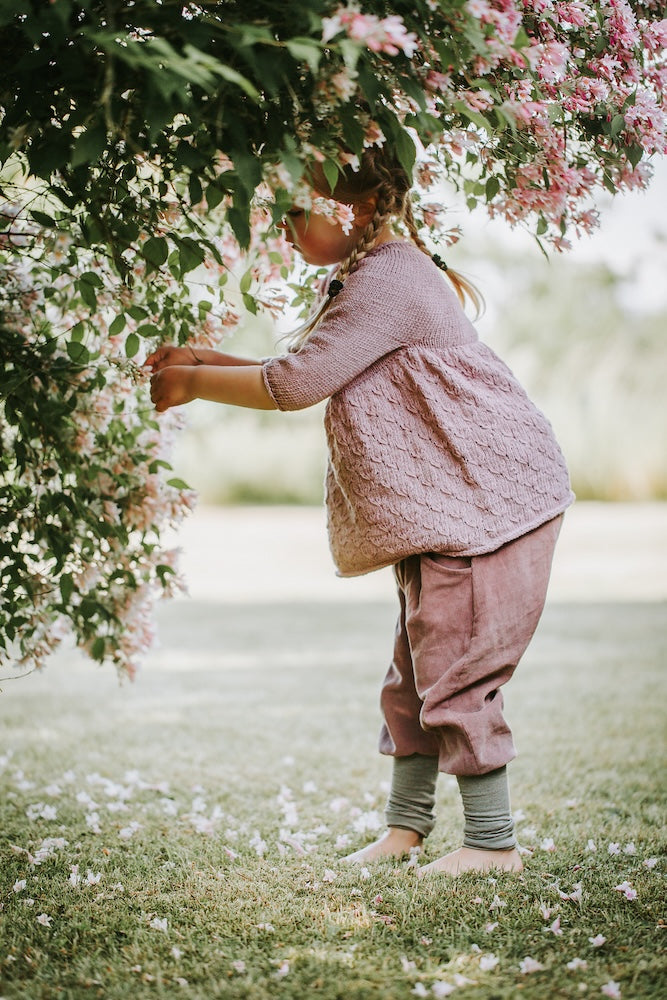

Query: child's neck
(374, 223), (404, 247)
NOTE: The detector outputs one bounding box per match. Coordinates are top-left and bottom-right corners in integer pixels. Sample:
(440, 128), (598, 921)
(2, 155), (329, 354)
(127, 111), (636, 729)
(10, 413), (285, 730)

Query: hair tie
(328, 279), (344, 298)
(432, 254), (448, 272)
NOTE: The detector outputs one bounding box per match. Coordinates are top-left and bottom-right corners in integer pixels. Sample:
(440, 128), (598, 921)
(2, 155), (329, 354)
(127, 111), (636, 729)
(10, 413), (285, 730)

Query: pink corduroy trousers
(379, 516), (563, 776)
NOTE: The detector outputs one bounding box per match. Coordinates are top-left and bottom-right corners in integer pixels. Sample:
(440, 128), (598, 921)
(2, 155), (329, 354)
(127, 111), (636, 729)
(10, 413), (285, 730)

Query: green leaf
(239, 268), (253, 294)
(322, 159), (339, 194)
(176, 237), (205, 274)
(610, 114), (625, 138)
(285, 38), (322, 74)
(66, 341), (90, 364)
(127, 305), (148, 321)
(142, 236), (169, 268)
(149, 459), (172, 473)
(60, 573), (74, 604)
(166, 477), (190, 490)
(485, 175), (500, 202)
(188, 173), (203, 206)
(29, 210), (56, 228)
(242, 292), (257, 315)
(136, 323), (161, 338)
(91, 636), (106, 661)
(625, 144), (643, 169)
(125, 333), (140, 358)
(109, 314), (126, 337)
(156, 564), (176, 587)
(393, 127), (417, 178)
(71, 125), (107, 168)
(454, 100), (491, 133)
(206, 181), (225, 211)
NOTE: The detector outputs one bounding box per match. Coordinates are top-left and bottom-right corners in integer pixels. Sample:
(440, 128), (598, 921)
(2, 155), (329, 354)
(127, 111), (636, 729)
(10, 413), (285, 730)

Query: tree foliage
(1, 0), (665, 677)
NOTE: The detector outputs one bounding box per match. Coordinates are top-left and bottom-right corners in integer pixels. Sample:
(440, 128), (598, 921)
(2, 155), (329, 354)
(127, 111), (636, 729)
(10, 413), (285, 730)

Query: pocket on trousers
(409, 552), (475, 688)
(421, 552), (473, 574)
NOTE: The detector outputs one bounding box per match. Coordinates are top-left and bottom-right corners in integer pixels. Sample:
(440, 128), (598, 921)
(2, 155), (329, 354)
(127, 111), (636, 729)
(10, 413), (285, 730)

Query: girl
(146, 145), (573, 876)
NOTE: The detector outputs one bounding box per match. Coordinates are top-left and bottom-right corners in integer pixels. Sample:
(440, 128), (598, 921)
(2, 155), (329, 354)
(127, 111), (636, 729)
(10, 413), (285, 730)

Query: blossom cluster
(322, 6), (419, 58)
(314, 1), (666, 249)
(0, 173), (248, 677)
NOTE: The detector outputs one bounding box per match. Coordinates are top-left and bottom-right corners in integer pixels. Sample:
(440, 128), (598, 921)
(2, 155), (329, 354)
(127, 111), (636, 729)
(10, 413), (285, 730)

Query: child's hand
(143, 345), (200, 373)
(150, 366), (196, 413)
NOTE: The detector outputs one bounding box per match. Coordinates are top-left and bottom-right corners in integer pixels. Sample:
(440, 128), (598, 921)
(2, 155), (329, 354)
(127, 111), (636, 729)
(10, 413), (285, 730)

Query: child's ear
(353, 197), (377, 228)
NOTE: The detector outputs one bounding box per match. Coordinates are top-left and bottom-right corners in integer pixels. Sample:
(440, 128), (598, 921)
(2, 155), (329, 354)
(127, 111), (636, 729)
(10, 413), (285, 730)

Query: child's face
(280, 206), (362, 266)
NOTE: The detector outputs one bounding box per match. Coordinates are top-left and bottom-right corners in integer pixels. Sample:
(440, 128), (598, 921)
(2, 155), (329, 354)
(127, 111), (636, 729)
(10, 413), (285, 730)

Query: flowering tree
(1, 0), (665, 678)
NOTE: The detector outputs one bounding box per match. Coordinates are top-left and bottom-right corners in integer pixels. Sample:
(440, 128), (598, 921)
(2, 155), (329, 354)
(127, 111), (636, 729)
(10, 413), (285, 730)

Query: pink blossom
(589, 934), (606, 948)
(519, 957), (545, 974)
(322, 8), (418, 58)
(613, 880), (637, 901)
(559, 883), (583, 903)
(431, 984), (457, 999)
(274, 959), (290, 979)
(601, 981), (622, 999)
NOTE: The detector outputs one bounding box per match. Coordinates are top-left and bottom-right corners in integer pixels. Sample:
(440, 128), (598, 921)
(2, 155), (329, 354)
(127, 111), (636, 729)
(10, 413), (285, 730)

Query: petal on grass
(519, 957), (545, 974)
(613, 881), (637, 900)
(432, 984), (457, 998)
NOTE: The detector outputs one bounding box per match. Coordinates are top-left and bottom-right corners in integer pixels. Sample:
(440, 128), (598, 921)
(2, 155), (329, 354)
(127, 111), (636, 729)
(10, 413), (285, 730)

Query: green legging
(384, 753), (517, 849)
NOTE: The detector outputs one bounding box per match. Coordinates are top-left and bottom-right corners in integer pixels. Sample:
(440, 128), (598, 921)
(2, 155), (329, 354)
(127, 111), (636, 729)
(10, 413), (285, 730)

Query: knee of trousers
(419, 694), (517, 776)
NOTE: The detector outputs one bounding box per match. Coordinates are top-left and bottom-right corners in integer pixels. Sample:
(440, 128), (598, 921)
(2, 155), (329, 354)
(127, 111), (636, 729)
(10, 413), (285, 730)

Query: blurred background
(172, 162), (667, 506)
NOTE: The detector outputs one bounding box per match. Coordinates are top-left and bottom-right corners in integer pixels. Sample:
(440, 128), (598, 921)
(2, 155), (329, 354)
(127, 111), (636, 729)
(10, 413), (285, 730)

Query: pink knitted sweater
(262, 241), (573, 576)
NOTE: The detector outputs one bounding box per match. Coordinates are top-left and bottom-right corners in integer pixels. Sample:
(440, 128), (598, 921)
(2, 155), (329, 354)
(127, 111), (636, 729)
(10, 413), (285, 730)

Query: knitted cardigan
(262, 241), (573, 576)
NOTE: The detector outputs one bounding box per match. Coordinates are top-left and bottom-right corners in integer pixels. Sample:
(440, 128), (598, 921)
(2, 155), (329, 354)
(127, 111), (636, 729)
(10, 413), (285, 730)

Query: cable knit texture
(263, 242), (573, 576)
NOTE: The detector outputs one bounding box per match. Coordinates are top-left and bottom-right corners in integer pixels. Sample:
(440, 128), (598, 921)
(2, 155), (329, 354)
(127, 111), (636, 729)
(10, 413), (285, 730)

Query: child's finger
(149, 372), (163, 408)
(144, 346), (169, 370)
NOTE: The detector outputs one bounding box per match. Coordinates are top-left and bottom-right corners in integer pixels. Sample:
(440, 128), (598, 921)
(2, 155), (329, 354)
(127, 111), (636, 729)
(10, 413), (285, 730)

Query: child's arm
(144, 345), (260, 371)
(150, 363), (276, 413)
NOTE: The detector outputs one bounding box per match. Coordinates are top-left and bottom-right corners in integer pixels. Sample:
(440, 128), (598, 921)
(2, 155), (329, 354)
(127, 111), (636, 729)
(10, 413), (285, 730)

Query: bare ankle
(341, 826), (423, 864)
(388, 826), (423, 846)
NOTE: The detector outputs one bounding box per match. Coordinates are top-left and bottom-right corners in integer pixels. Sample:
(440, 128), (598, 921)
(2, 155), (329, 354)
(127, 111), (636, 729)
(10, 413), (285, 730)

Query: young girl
(146, 145), (573, 876)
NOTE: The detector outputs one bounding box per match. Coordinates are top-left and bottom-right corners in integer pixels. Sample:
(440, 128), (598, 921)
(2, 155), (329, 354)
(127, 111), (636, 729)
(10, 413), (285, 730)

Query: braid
(403, 198), (431, 257)
(284, 142), (484, 349)
(285, 190), (394, 351)
(337, 190), (393, 282)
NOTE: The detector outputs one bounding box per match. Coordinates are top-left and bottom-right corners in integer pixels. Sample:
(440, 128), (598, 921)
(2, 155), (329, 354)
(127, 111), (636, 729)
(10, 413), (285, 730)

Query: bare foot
(418, 846), (523, 878)
(341, 827), (423, 864)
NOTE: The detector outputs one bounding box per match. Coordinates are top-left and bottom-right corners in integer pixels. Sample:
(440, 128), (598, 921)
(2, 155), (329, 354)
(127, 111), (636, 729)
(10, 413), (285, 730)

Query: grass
(1, 589), (666, 999)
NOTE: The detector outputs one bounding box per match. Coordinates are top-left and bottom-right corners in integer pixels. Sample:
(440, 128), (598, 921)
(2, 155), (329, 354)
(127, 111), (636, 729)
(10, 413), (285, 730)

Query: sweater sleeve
(262, 255), (406, 411)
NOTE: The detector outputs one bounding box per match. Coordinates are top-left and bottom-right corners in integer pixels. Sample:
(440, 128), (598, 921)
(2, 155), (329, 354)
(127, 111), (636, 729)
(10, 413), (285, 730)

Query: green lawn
(1, 535), (666, 998)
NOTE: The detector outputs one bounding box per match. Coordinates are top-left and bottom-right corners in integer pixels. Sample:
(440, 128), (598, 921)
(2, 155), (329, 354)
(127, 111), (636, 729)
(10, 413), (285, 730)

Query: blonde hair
(287, 145), (483, 350)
